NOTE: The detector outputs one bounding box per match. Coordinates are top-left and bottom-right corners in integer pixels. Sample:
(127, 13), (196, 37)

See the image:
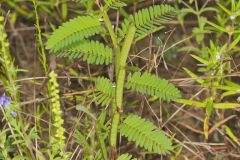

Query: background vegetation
(0, 0), (239, 159)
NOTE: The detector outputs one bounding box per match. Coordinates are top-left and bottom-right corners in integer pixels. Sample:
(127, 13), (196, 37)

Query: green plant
(177, 0), (240, 139)
(178, 0), (217, 44)
(94, 77), (115, 106)
(119, 115), (173, 155)
(126, 72), (181, 101)
(0, 15), (38, 159)
(47, 71), (69, 159)
(117, 153), (137, 160)
(1, 0), (239, 159)
(33, 0), (48, 74)
(3, 0), (70, 22)
(46, 1), (180, 159)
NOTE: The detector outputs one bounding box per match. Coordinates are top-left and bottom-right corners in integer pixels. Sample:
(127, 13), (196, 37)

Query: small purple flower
(0, 94), (17, 118)
(0, 94), (11, 109)
(10, 111), (17, 118)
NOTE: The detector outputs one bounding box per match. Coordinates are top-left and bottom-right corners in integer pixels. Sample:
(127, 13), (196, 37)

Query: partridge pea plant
(46, 1), (181, 159)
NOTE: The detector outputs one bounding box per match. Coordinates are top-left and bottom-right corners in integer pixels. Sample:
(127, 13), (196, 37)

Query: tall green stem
(96, 124), (108, 160)
(110, 26), (135, 159)
(101, 9), (118, 48)
(102, 9), (136, 158)
(101, 9), (121, 78)
(33, 0), (48, 74)
(116, 25), (136, 110)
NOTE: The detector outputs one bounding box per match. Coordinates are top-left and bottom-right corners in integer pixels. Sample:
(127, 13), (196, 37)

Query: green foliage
(126, 72), (181, 101)
(119, 5), (177, 41)
(217, 80), (240, 100)
(74, 110), (111, 160)
(3, 0), (72, 22)
(94, 77), (115, 106)
(178, 0), (217, 44)
(0, 130), (12, 160)
(44, 2), (178, 157)
(46, 15), (114, 65)
(178, 0), (240, 140)
(117, 153), (137, 160)
(1, 1), (180, 159)
(0, 16), (20, 98)
(2, 0), (240, 159)
(72, 0), (94, 3)
(74, 130), (91, 159)
(96, 115), (109, 160)
(9, 122), (39, 149)
(46, 16), (102, 52)
(104, 0), (126, 9)
(222, 125), (240, 146)
(119, 115), (174, 155)
(0, 15), (27, 158)
(58, 40), (112, 65)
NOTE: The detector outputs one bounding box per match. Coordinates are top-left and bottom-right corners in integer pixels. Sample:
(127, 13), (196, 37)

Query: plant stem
(96, 124), (108, 160)
(116, 25), (136, 111)
(101, 8), (118, 48)
(110, 113), (120, 159)
(33, 0), (48, 75)
(110, 26), (135, 159)
(102, 9), (136, 158)
(101, 8), (121, 78)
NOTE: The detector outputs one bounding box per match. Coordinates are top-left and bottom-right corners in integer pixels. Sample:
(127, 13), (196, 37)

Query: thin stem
(96, 124), (108, 160)
(33, 0), (48, 74)
(101, 8), (118, 48)
(101, 8), (121, 78)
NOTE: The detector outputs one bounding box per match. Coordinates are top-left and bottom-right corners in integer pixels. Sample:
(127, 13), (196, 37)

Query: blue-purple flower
(0, 94), (17, 118)
(11, 111), (17, 118)
(0, 94), (11, 109)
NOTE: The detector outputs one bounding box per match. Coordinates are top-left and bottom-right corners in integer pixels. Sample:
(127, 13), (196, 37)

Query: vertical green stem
(110, 113), (120, 159)
(101, 8), (121, 78)
(110, 26), (135, 159)
(101, 9), (118, 48)
(116, 25), (136, 110)
(33, 0), (48, 74)
(96, 124), (108, 160)
(101, 9), (136, 158)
